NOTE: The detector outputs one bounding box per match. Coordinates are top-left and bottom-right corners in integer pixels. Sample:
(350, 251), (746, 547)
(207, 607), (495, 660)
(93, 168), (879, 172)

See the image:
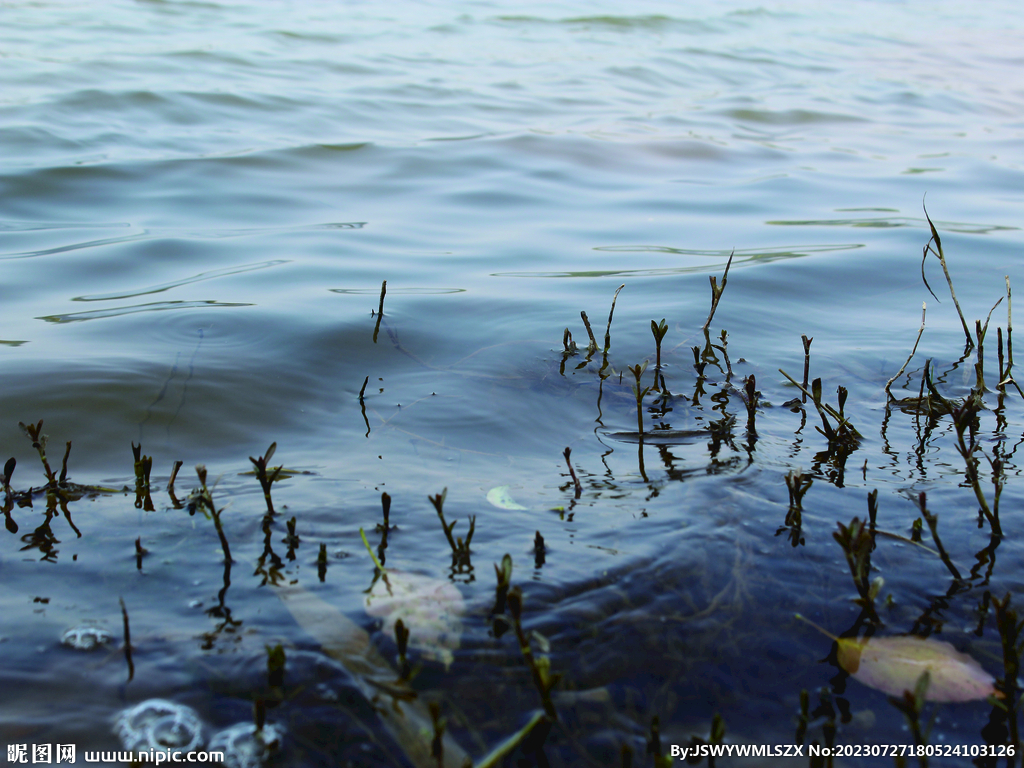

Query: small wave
(38, 300), (251, 323)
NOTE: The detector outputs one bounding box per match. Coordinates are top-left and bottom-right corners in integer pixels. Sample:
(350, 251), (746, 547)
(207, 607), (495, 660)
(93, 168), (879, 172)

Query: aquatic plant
(603, 284), (625, 354)
(702, 251), (734, 334)
(19, 420), (61, 488)
(950, 399), (1004, 536)
(779, 372), (861, 452)
(992, 594), (1023, 750)
(628, 361), (651, 437)
(777, 470), (812, 547)
(430, 488), (474, 568)
(190, 465), (232, 564)
(507, 585), (559, 720)
(562, 447), (582, 500)
(650, 318), (668, 390)
(249, 442), (283, 517)
(131, 442), (154, 511)
(887, 671), (931, 768)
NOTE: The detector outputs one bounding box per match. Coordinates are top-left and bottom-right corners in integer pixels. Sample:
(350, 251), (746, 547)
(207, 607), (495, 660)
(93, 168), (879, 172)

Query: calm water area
(3, 1), (1024, 765)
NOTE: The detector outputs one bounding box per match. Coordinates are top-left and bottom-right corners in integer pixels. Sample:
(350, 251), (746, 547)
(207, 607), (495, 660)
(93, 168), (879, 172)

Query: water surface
(2, 1), (1024, 764)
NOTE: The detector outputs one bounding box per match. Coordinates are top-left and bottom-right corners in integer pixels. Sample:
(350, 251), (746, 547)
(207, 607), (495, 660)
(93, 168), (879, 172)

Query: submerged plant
(887, 671), (931, 768)
(507, 585), (560, 721)
(950, 399), (1003, 536)
(992, 593), (1023, 752)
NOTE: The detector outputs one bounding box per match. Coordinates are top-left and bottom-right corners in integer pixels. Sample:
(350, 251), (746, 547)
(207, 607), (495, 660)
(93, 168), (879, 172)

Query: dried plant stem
(917, 493), (962, 581)
(703, 250), (734, 332)
(603, 284), (625, 353)
(372, 279), (386, 343)
(563, 447), (582, 499)
(580, 311), (598, 353)
(922, 207), (972, 348)
(801, 335), (812, 403)
(886, 303), (927, 400)
(168, 460), (183, 491)
(1007, 276), (1014, 375)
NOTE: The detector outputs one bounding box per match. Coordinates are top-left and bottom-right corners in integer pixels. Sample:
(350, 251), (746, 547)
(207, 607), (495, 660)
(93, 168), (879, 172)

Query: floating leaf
(797, 614), (1000, 703)
(486, 485), (528, 511)
(365, 571), (465, 670)
(836, 635), (999, 703)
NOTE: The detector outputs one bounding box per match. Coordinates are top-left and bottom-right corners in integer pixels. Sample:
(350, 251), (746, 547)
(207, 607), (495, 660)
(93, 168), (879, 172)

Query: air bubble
(61, 625), (113, 650)
(114, 700), (204, 754)
(209, 722), (284, 768)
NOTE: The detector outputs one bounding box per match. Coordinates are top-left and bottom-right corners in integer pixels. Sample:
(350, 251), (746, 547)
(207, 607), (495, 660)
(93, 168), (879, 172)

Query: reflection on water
(39, 300), (253, 324)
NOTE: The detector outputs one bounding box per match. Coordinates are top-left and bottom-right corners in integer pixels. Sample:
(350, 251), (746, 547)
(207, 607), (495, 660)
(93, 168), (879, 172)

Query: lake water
(3, 1), (1024, 765)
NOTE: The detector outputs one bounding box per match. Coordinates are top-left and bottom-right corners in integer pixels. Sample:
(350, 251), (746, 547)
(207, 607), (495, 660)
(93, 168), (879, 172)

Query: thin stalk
(372, 279), (386, 343)
(885, 303), (927, 401)
(702, 251), (734, 333)
(922, 206), (972, 348)
(580, 311), (598, 353)
(801, 335), (813, 403)
(603, 284), (626, 353)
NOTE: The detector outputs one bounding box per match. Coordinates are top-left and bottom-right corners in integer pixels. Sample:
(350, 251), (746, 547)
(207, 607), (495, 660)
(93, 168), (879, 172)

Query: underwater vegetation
(5, 209), (1024, 767)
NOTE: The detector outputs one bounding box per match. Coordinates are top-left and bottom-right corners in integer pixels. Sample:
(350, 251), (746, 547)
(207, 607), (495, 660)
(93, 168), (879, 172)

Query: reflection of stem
(120, 597), (134, 683)
(917, 493), (963, 581)
(372, 280), (386, 343)
(886, 304), (926, 401)
(992, 594), (1021, 753)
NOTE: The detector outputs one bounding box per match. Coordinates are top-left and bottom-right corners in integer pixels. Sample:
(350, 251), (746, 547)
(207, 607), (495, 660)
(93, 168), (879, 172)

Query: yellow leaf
(836, 635), (1001, 703)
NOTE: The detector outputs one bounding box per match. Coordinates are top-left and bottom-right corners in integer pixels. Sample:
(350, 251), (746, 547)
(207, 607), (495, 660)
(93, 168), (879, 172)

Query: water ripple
(38, 300), (252, 323)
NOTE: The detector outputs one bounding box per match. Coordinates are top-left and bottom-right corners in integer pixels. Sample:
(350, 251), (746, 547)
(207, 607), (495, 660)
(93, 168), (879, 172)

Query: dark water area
(3, 1), (1024, 766)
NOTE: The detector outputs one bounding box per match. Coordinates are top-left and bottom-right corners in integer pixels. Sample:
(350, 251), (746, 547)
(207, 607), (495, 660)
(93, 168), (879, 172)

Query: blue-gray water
(3, 1), (1024, 765)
